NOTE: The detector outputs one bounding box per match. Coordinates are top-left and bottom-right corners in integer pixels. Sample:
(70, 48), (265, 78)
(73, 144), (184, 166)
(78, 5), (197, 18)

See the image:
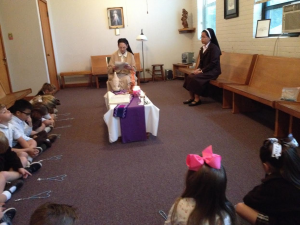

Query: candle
(132, 86), (141, 96)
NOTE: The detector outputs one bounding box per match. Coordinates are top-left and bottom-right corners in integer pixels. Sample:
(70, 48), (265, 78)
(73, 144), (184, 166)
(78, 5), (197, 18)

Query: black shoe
(183, 99), (194, 104)
(0, 207), (16, 225)
(42, 141), (51, 149)
(5, 179), (24, 193)
(47, 134), (58, 143)
(25, 162), (42, 174)
(35, 147), (43, 154)
(189, 100), (202, 106)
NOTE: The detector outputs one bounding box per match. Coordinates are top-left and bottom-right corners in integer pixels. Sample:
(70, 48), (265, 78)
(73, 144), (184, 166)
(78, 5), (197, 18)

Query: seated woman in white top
(107, 38), (137, 91)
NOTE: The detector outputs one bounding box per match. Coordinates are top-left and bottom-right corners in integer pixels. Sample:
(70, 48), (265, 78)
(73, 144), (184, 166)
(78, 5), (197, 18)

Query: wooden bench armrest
(11, 88), (32, 100)
(0, 95), (17, 108)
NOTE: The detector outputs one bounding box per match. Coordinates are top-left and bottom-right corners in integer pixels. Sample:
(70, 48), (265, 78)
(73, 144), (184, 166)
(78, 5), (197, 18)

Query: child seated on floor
(31, 102), (58, 149)
(164, 145), (236, 225)
(0, 104), (39, 159)
(29, 202), (78, 225)
(0, 131), (41, 204)
(36, 83), (56, 96)
(36, 83), (60, 113)
(31, 95), (59, 132)
(236, 135), (300, 225)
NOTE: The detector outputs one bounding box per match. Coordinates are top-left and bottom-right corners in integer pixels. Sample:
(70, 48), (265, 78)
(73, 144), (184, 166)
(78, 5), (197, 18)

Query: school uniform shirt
(0, 147), (23, 171)
(0, 123), (22, 147)
(9, 115), (32, 147)
(164, 198), (232, 225)
(243, 173), (300, 225)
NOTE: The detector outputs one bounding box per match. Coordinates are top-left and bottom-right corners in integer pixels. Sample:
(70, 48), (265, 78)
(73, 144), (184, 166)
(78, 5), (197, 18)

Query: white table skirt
(103, 93), (160, 143)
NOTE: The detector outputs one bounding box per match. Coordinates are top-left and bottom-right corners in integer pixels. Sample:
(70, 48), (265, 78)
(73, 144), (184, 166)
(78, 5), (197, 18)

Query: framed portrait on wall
(107, 7), (124, 29)
(256, 19), (271, 38)
(224, 0), (239, 19)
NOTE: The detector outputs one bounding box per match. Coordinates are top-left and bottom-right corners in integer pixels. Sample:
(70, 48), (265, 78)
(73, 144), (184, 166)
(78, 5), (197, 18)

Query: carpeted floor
(7, 80), (274, 225)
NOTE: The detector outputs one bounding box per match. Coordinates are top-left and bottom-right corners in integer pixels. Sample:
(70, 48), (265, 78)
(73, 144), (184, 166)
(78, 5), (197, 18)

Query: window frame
(261, 0), (300, 37)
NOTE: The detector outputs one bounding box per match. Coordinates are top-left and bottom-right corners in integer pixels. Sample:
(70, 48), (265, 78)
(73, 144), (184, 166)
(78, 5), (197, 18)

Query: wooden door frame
(0, 24), (12, 93)
(38, 0), (60, 90)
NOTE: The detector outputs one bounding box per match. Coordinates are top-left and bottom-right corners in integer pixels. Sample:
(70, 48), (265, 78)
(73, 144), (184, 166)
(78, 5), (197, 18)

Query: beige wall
(48, 0), (195, 83)
(0, 0), (49, 95)
(1, 0), (299, 92)
(192, 0), (300, 58)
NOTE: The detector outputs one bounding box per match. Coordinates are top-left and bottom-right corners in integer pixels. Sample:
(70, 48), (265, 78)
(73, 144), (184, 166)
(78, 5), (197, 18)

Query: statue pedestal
(178, 28), (196, 34)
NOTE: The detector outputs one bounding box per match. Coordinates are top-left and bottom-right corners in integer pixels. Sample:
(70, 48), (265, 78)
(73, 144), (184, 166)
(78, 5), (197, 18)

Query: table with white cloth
(103, 93), (160, 143)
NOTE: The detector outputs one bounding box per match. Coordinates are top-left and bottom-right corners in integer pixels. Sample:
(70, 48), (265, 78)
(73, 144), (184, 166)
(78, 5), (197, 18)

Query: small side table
(173, 63), (192, 79)
(151, 64), (165, 81)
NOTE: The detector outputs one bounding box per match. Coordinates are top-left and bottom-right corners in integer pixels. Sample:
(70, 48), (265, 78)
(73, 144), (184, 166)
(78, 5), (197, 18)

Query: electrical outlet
(145, 68), (150, 72)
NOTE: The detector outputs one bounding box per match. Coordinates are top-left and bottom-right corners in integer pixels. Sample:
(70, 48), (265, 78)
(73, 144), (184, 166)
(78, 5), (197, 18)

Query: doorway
(38, 0), (60, 90)
(0, 25), (12, 93)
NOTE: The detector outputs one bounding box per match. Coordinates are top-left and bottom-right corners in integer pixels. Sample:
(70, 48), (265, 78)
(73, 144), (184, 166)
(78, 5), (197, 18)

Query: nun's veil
(202, 28), (221, 55)
(118, 38), (134, 55)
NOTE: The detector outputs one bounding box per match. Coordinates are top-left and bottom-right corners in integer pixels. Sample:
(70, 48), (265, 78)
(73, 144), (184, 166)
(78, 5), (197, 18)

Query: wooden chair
(134, 53), (142, 85)
(0, 81), (32, 108)
(91, 55), (111, 88)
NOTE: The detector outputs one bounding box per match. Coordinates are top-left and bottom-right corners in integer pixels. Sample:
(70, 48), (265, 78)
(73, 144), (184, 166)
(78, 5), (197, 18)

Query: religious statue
(181, 9), (188, 28)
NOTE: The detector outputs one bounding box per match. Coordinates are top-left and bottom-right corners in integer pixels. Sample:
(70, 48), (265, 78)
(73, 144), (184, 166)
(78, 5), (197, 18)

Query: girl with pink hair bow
(164, 145), (236, 225)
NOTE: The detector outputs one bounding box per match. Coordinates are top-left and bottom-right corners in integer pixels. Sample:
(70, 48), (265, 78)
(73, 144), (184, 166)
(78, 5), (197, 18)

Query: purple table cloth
(120, 96), (147, 143)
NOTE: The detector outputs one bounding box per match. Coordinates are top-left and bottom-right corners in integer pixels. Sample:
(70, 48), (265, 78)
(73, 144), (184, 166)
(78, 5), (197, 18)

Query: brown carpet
(7, 80), (274, 225)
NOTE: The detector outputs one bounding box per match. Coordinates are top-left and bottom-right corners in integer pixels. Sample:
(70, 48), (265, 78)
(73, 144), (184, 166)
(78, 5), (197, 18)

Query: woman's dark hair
(171, 164), (236, 225)
(260, 139), (300, 188)
(202, 28), (221, 55)
(118, 38), (134, 55)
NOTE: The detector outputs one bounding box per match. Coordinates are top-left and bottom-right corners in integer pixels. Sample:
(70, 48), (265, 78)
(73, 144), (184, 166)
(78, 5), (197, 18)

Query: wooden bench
(275, 101), (300, 140)
(178, 52), (257, 108)
(223, 55), (300, 114)
(214, 52), (257, 108)
(0, 81), (32, 108)
(60, 70), (92, 89)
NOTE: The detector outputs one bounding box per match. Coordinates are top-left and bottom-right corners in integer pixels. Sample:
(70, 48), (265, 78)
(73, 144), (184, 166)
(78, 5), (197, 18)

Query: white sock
(9, 186), (16, 193)
(28, 156), (33, 163)
(0, 222), (8, 225)
(2, 191), (11, 202)
(45, 127), (51, 133)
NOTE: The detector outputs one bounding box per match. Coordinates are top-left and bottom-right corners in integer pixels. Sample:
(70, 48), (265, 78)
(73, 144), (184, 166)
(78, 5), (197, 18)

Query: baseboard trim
(61, 83), (90, 88)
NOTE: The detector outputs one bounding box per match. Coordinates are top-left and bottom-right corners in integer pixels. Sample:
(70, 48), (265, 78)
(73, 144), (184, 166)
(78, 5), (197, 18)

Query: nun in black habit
(183, 28), (221, 106)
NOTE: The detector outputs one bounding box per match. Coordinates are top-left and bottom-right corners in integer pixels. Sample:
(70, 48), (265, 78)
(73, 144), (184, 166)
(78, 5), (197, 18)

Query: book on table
(107, 91), (131, 105)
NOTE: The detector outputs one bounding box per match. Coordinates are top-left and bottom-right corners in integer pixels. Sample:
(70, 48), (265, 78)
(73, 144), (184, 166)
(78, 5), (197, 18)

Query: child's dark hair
(9, 99), (32, 114)
(29, 202), (78, 225)
(260, 138), (300, 188)
(171, 164), (236, 225)
(32, 102), (48, 116)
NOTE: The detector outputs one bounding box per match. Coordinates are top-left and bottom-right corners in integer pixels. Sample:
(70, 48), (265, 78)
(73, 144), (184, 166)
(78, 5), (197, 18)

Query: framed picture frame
(107, 7), (124, 29)
(224, 0), (239, 19)
(255, 19), (271, 38)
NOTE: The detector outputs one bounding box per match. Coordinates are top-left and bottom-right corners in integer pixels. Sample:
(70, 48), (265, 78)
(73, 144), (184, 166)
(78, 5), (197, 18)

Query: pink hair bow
(186, 145), (221, 170)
